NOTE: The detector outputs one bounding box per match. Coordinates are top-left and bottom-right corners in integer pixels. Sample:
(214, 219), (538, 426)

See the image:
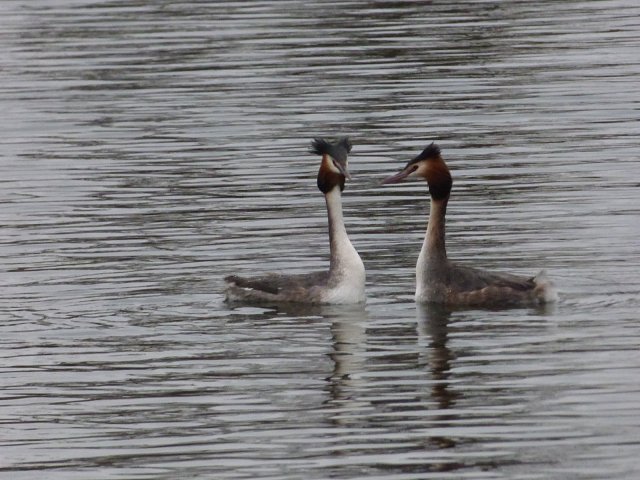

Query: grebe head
(311, 137), (352, 194)
(382, 142), (452, 200)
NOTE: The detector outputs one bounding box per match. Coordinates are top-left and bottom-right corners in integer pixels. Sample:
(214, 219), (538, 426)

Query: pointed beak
(381, 165), (415, 185)
(333, 159), (352, 180)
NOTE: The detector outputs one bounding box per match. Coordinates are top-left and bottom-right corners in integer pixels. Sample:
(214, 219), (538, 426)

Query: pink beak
(335, 162), (352, 180)
(382, 165), (415, 184)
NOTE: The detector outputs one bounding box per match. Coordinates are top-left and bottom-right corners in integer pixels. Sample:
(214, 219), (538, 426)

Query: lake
(1, 1), (639, 479)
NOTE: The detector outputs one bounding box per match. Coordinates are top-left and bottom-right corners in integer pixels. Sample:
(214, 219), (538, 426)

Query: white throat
(416, 197), (448, 299)
(324, 187), (366, 303)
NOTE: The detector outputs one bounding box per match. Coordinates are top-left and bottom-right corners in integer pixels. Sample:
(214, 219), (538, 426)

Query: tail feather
(532, 270), (559, 303)
(224, 274), (280, 294)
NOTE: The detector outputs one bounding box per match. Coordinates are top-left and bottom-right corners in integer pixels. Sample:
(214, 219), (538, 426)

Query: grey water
(1, 1), (640, 479)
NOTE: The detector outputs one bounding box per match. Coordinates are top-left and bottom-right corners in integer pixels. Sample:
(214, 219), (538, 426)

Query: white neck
(416, 196), (448, 294)
(425, 197), (447, 260)
(324, 187), (365, 300)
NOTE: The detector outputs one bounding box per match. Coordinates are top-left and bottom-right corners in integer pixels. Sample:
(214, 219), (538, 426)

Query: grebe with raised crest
(383, 143), (557, 307)
(225, 137), (365, 305)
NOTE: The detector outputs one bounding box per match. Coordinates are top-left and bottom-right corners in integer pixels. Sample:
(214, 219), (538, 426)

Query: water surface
(1, 1), (640, 479)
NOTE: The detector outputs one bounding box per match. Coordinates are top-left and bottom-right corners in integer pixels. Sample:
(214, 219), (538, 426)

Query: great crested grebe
(224, 137), (366, 305)
(383, 143), (557, 307)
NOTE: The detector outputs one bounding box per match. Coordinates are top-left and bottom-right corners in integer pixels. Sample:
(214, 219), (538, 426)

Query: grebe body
(383, 143), (557, 307)
(225, 138), (365, 305)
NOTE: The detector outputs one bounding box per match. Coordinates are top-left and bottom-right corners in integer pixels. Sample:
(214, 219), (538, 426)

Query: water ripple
(2, 1), (640, 479)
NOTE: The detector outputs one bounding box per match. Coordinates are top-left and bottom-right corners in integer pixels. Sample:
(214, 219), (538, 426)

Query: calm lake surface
(1, 1), (639, 478)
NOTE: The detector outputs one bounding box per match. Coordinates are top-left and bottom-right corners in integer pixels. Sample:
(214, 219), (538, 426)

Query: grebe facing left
(224, 137), (365, 305)
(382, 143), (557, 308)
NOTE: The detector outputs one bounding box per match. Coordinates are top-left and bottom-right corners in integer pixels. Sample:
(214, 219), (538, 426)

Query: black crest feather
(310, 137), (351, 163)
(310, 138), (332, 157)
(411, 142), (440, 163)
(338, 137), (352, 153)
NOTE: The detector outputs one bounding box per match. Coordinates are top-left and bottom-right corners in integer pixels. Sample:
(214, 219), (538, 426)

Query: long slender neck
(416, 158), (452, 297)
(325, 187), (353, 272)
(424, 195), (449, 261)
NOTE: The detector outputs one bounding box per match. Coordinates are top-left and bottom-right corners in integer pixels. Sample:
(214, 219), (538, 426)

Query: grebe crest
(312, 137), (352, 193)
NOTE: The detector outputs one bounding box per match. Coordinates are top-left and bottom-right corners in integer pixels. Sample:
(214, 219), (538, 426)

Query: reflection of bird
(416, 303), (458, 414)
(383, 143), (557, 307)
(327, 305), (369, 412)
(225, 138), (365, 305)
